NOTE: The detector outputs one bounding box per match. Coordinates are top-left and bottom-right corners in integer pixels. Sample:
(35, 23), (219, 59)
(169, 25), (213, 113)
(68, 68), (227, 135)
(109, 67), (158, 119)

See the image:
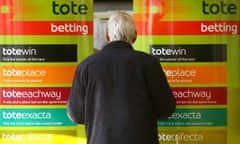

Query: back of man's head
(107, 11), (137, 44)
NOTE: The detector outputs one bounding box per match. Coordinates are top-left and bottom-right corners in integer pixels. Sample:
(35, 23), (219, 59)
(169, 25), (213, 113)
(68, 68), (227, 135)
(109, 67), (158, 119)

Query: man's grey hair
(107, 11), (137, 44)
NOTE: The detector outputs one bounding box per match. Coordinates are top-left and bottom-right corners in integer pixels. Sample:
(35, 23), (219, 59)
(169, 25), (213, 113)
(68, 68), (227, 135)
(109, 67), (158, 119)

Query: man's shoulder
(133, 50), (159, 62)
(79, 53), (100, 65)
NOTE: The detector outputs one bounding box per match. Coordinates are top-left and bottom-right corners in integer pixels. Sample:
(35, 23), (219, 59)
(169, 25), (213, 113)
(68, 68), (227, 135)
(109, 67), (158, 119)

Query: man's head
(106, 11), (137, 44)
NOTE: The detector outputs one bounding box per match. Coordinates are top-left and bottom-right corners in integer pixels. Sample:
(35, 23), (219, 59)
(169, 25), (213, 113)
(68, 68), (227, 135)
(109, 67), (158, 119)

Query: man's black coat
(67, 41), (176, 144)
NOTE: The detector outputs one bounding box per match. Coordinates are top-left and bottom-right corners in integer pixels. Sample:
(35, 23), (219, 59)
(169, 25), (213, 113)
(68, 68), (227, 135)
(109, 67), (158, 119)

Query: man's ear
(132, 31), (137, 44)
(105, 29), (110, 42)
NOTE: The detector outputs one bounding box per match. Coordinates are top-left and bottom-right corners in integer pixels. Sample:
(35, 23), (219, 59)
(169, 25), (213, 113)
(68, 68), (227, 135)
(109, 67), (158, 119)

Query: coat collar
(102, 41), (134, 51)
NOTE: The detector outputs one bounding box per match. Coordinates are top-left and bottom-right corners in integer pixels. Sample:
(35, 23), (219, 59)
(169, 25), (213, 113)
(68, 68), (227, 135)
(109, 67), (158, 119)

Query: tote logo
(202, 0), (237, 15)
(52, 0), (88, 15)
(0, 0), (15, 21)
